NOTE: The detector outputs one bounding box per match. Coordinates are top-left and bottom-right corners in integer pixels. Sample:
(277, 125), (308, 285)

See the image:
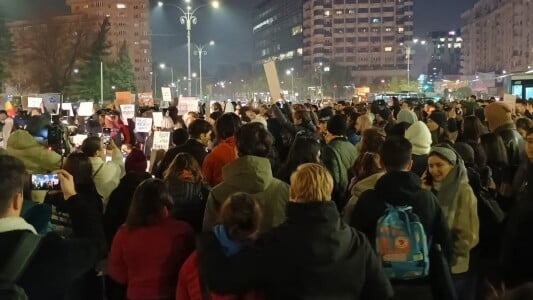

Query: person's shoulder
(164, 218), (195, 235)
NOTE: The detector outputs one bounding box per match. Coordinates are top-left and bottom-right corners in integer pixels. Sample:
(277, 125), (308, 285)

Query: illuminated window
(385, 27), (392, 32)
(384, 46), (393, 52)
(117, 3), (126, 8)
(325, 10), (330, 16)
(398, 27), (404, 33)
(292, 25), (302, 36)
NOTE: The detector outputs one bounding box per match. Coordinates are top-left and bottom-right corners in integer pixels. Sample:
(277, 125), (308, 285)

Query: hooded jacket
(342, 172), (385, 222)
(6, 130), (62, 173)
(198, 201), (393, 300)
(89, 146), (125, 207)
(322, 136), (357, 209)
(202, 156), (289, 233)
(202, 136), (237, 187)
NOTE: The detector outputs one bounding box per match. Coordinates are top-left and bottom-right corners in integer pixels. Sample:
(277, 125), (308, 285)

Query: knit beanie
(405, 121), (432, 155)
(429, 146), (457, 166)
(484, 102), (513, 132)
(428, 110), (447, 129)
(327, 114), (347, 136)
(125, 148), (147, 173)
(453, 142), (475, 165)
(397, 109), (418, 125)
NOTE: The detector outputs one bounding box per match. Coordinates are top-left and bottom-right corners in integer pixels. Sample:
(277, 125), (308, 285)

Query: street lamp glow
(192, 73), (197, 78)
(158, 1), (163, 6)
(211, 1), (220, 9)
(324, 66), (330, 72)
(184, 0), (191, 3)
(187, 6), (191, 10)
(159, 63), (166, 69)
(209, 40), (215, 46)
(286, 69), (291, 75)
(73, 68), (79, 74)
(420, 40), (427, 45)
(503, 70), (507, 74)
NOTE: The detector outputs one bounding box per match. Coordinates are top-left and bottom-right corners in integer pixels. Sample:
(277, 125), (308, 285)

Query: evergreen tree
(110, 41), (137, 93)
(71, 17), (112, 101)
(0, 18), (13, 92)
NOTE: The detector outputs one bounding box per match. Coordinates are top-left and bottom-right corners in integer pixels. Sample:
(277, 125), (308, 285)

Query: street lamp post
(194, 40), (214, 101)
(401, 39), (426, 92)
(158, 1), (219, 97)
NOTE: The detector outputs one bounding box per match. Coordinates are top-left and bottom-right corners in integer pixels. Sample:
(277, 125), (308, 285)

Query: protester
(198, 163), (393, 299)
(107, 178), (195, 300)
(202, 123), (289, 233)
(405, 121), (432, 177)
(0, 155), (100, 300)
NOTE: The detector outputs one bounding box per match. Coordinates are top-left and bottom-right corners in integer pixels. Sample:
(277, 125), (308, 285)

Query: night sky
(1, 0), (478, 78)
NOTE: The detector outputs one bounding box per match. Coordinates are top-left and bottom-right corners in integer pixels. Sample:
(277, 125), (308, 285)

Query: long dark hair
(126, 178), (172, 228)
(63, 152), (99, 197)
(462, 115), (486, 141)
(352, 128), (385, 181)
(279, 137), (321, 183)
(163, 152), (203, 183)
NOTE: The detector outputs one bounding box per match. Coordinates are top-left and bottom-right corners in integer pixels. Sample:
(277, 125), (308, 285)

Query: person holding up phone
(81, 137), (125, 208)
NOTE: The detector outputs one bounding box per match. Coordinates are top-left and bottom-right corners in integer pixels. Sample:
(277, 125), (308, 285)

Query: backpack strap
(0, 232), (42, 283)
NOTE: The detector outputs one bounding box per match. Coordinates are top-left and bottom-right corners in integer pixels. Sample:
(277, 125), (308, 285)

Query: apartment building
(302, 0), (414, 85)
(461, 0), (533, 75)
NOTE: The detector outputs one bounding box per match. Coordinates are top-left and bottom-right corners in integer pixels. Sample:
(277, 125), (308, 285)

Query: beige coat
(342, 172), (385, 223)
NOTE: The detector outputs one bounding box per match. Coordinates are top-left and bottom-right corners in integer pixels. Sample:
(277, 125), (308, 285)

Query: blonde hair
(290, 163), (333, 202)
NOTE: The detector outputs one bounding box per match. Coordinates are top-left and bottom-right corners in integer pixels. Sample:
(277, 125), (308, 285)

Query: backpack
(376, 204), (430, 280)
(0, 232), (42, 300)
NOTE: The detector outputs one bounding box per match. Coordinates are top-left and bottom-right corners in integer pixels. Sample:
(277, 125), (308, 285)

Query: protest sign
(161, 87), (172, 103)
(152, 131), (171, 150)
(152, 111), (163, 127)
(27, 97), (42, 108)
(177, 97), (199, 115)
(78, 102), (94, 117)
(120, 104), (135, 121)
(135, 117), (152, 133)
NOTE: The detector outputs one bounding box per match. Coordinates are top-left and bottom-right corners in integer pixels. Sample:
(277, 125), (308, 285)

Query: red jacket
(108, 218), (194, 300)
(176, 251), (262, 300)
(202, 137), (237, 187)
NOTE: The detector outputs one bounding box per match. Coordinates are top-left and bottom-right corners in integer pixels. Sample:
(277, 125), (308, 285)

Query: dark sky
(2, 0), (478, 77)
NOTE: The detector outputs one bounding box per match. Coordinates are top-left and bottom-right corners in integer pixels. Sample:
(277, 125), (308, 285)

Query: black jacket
(493, 124), (526, 184)
(349, 171), (453, 260)
(198, 201), (393, 300)
(0, 194), (102, 300)
(411, 154), (428, 177)
(104, 171), (152, 245)
(155, 139), (208, 178)
(349, 171), (454, 300)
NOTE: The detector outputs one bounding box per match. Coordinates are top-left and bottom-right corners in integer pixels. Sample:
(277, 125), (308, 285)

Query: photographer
(81, 137), (125, 207)
(0, 155), (100, 299)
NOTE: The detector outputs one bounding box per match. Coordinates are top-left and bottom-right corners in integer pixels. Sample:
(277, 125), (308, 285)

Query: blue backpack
(375, 204), (430, 279)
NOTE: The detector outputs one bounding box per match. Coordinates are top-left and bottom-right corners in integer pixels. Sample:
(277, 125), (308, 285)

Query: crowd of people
(0, 95), (532, 300)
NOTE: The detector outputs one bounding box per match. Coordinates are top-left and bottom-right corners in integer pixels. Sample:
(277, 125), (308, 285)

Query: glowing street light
(194, 40), (215, 99)
(157, 0), (220, 96)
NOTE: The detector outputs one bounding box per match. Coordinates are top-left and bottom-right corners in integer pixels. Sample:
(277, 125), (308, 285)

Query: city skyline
(2, 0), (478, 72)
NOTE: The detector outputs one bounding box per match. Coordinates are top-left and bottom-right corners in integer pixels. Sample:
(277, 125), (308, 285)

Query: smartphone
(31, 174), (61, 191)
(102, 127), (111, 145)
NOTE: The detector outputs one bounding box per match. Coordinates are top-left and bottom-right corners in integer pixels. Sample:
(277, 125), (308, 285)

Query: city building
(302, 0), (414, 86)
(460, 0), (533, 75)
(427, 30), (462, 81)
(67, 0), (152, 92)
(252, 0), (304, 72)
(8, 1), (152, 94)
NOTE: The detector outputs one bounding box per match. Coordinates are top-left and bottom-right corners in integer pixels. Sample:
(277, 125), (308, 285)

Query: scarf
(433, 154), (469, 227)
(213, 225), (243, 257)
(0, 217), (37, 234)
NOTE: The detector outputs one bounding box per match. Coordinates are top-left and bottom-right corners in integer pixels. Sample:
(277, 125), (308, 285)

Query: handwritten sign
(177, 97), (199, 115)
(161, 87), (172, 103)
(120, 104), (135, 121)
(138, 92), (154, 107)
(152, 111), (163, 127)
(27, 97), (42, 108)
(152, 131), (171, 150)
(78, 102), (94, 117)
(135, 117), (152, 133)
(71, 134), (88, 147)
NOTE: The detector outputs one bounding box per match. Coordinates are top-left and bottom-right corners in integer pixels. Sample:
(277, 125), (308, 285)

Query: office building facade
(427, 30), (462, 81)
(253, 0), (304, 72)
(302, 0), (414, 85)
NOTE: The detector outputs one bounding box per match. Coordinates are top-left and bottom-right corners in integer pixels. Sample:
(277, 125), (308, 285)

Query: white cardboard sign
(27, 97), (43, 108)
(152, 131), (171, 150)
(152, 111), (163, 127)
(177, 97), (199, 115)
(135, 117), (152, 133)
(161, 87), (172, 103)
(78, 102), (94, 117)
(120, 104), (135, 121)
(61, 102), (74, 116)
